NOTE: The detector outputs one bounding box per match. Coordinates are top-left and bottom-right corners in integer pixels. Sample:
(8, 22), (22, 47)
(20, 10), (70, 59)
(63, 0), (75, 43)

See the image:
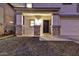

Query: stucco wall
(24, 16), (34, 36)
(0, 6), (4, 35)
(0, 3), (15, 35)
(59, 4), (77, 14)
(16, 14), (22, 25)
(33, 3), (78, 14)
(4, 4), (15, 34)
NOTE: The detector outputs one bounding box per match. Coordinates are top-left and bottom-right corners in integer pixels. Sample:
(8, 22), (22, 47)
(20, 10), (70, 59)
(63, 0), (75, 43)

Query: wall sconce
(9, 21), (13, 24)
(35, 18), (42, 25)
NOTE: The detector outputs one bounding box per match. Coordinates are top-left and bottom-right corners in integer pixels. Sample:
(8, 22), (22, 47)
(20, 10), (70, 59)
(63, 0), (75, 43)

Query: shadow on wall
(4, 25), (15, 35)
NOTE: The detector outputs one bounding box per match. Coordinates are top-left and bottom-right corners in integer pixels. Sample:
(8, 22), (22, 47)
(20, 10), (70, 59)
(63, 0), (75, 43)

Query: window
(30, 20), (34, 26)
(35, 18), (42, 25)
(30, 19), (42, 26)
(62, 3), (72, 5)
(27, 3), (32, 8)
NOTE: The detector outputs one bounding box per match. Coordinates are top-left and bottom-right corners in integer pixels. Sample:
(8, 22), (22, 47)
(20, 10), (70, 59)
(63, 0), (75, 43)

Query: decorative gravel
(0, 37), (79, 56)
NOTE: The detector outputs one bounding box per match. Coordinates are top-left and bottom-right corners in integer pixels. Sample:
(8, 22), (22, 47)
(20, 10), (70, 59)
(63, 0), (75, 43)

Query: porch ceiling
(23, 13), (52, 16)
(10, 3), (26, 7)
(24, 14), (51, 20)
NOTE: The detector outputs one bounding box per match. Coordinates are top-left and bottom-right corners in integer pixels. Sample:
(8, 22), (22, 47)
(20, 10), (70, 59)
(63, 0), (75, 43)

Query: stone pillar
(51, 13), (61, 36)
(34, 25), (40, 37)
(15, 12), (23, 36)
(16, 25), (22, 35)
(52, 25), (60, 35)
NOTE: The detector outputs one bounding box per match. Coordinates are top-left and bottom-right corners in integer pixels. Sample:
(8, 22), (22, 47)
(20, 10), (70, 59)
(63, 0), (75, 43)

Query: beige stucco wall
(0, 4), (15, 35)
(60, 16), (79, 35)
(4, 4), (15, 34)
(24, 16), (34, 36)
(0, 7), (4, 35)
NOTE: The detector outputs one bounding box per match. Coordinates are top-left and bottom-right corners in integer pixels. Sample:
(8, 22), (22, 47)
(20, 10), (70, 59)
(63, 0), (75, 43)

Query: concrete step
(40, 35), (79, 44)
(39, 36), (72, 41)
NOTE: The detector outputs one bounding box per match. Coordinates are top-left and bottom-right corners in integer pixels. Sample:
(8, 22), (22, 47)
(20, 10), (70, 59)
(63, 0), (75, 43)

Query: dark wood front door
(43, 20), (49, 33)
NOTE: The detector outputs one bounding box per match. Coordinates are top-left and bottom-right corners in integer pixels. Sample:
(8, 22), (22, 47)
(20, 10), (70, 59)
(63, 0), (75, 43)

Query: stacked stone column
(15, 12), (23, 36)
(34, 25), (40, 37)
(51, 13), (61, 36)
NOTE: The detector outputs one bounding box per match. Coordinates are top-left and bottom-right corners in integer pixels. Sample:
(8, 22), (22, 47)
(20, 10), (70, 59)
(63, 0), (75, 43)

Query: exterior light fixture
(35, 18), (42, 25)
(9, 21), (13, 24)
(27, 3), (32, 8)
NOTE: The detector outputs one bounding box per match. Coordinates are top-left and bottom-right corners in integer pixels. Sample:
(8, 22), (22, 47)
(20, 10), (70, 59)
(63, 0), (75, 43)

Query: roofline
(14, 7), (60, 12)
(59, 14), (79, 16)
(7, 3), (15, 10)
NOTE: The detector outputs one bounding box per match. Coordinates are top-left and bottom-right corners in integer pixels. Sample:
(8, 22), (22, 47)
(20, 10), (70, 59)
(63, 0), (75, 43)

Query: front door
(43, 20), (49, 33)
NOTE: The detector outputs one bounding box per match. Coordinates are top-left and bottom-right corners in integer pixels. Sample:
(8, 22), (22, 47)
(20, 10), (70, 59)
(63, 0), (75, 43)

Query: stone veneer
(16, 25), (22, 35)
(52, 25), (61, 36)
(34, 26), (40, 37)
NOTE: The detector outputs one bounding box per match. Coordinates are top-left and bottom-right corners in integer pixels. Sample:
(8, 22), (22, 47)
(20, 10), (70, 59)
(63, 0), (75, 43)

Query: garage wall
(60, 16), (79, 35)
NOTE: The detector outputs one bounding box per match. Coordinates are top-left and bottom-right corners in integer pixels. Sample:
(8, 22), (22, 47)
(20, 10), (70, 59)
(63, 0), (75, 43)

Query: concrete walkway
(0, 37), (79, 56)
(59, 35), (79, 44)
(40, 35), (72, 41)
(0, 35), (79, 55)
(40, 35), (79, 44)
(0, 35), (14, 40)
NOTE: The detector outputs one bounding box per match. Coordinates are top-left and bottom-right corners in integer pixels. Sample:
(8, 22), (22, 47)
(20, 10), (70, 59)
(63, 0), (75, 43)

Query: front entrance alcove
(22, 13), (52, 37)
